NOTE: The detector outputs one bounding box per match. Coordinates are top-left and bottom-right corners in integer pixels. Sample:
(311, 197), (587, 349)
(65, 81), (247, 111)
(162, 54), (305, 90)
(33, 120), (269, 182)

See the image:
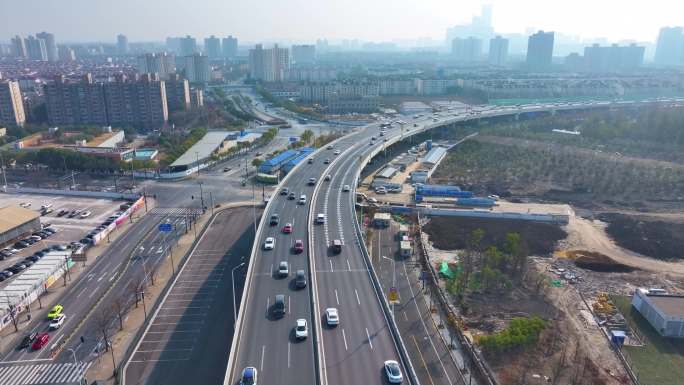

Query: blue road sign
(158, 223), (172, 232)
(289, 136), (300, 142)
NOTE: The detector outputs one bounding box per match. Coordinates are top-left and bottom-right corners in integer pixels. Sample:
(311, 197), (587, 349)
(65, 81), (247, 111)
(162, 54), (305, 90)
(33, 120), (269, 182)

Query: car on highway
(324, 174), (331, 181)
(47, 304), (63, 320)
(325, 308), (339, 326)
(280, 187), (289, 195)
(334, 150), (340, 155)
(308, 177), (316, 185)
(331, 239), (343, 254)
(79, 211), (92, 218)
(295, 270), (307, 288)
(298, 195), (307, 205)
(295, 319), (309, 339)
(324, 158), (330, 164)
(384, 360), (404, 383)
(263, 237), (276, 250)
(288, 192), (296, 200)
(49, 314), (66, 329)
(342, 185), (351, 192)
(269, 214), (280, 226)
(18, 332), (37, 350)
(327, 144), (334, 150)
(240, 367), (257, 385)
(307, 157), (314, 164)
(273, 294), (286, 318)
(316, 213), (326, 224)
(223, 167), (231, 172)
(32, 333), (50, 350)
(282, 223), (293, 233)
(293, 239), (304, 253)
(278, 261), (289, 277)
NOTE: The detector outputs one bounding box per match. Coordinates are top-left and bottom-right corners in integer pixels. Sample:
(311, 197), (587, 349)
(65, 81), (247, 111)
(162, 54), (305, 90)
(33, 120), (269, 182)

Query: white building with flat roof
(632, 288), (684, 338)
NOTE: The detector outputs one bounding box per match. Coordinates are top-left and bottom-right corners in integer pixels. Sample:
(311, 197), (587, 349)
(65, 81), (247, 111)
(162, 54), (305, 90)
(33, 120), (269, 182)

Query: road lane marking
(288, 342), (291, 368)
(334, 289), (339, 305)
(260, 345), (266, 370)
(366, 328), (373, 349)
(342, 328), (348, 350)
(412, 335), (436, 385)
(355, 289), (361, 305)
(266, 297), (270, 313)
(346, 259), (351, 271)
(288, 296), (291, 314)
(403, 311), (409, 321)
(329, 260), (333, 272)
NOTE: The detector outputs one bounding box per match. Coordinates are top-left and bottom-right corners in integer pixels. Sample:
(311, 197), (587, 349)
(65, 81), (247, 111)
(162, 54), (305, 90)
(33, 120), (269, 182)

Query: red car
(282, 223), (293, 234)
(32, 333), (50, 350)
(293, 239), (304, 253)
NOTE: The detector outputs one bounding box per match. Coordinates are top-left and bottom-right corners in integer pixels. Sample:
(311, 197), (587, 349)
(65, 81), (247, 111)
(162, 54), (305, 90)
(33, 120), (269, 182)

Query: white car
(278, 261), (289, 277)
(263, 237), (275, 250)
(19, 202), (31, 208)
(295, 318), (308, 339)
(41, 203), (53, 210)
(334, 150), (340, 156)
(316, 213), (326, 224)
(342, 185), (351, 192)
(79, 211), (91, 218)
(325, 308), (339, 326)
(49, 314), (66, 330)
(384, 360), (403, 383)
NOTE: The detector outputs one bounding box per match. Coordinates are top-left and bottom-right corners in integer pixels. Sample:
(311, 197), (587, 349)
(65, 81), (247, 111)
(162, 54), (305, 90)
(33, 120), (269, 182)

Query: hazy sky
(1, 0), (682, 44)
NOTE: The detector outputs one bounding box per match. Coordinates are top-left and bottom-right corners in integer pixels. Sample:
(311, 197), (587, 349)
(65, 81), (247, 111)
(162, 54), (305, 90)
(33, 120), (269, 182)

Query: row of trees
(6, 148), (155, 172)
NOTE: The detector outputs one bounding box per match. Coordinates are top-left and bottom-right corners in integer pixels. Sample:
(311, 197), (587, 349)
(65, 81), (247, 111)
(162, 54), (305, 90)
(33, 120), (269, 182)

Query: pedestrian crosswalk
(0, 362), (91, 385)
(150, 207), (202, 216)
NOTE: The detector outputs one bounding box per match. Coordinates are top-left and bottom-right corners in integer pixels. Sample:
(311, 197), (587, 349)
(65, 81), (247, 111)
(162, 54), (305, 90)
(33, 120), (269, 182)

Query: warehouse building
(632, 288), (684, 338)
(0, 206), (41, 246)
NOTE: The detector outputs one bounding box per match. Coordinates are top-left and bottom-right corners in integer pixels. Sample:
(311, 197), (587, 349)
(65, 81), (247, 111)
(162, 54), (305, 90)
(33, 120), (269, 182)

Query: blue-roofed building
(283, 147), (315, 174)
(258, 149), (300, 174)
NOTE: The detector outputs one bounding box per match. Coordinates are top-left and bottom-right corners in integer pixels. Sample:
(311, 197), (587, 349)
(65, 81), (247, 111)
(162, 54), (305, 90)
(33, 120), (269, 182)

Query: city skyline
(1, 0), (682, 45)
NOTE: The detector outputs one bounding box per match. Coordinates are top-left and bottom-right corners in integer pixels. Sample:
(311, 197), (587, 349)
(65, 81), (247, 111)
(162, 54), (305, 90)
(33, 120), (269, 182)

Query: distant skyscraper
(11, 35), (27, 58)
(117, 34), (129, 55)
(451, 37), (483, 62)
(446, 5), (495, 44)
(526, 31), (555, 70)
(204, 35), (221, 58)
(488, 36), (509, 66)
(166, 37), (181, 53)
(292, 45), (316, 65)
(137, 52), (176, 79)
(222, 36), (238, 58)
(179, 35), (197, 56)
(36, 32), (57, 61)
(0, 80), (26, 127)
(58, 46), (76, 61)
(654, 27), (684, 67)
(249, 44), (290, 82)
(176, 54), (210, 83)
(25, 35), (48, 61)
(583, 44), (645, 72)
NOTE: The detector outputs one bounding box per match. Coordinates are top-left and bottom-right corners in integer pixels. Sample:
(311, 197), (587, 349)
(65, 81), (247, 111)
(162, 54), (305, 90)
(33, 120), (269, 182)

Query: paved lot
(1, 193), (125, 277)
(124, 206), (259, 385)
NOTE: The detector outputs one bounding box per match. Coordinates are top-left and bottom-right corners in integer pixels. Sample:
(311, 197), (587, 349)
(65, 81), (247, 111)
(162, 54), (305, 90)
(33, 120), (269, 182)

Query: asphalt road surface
(124, 206), (259, 385)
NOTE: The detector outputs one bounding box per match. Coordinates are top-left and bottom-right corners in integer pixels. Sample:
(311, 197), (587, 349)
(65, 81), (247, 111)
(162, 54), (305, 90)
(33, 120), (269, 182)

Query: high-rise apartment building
(104, 74), (168, 129)
(117, 34), (129, 55)
(11, 36), (27, 58)
(249, 44), (289, 82)
(292, 45), (316, 65)
(58, 46), (76, 61)
(452, 37), (483, 62)
(44, 74), (167, 129)
(176, 54), (210, 83)
(526, 31), (555, 70)
(488, 36), (509, 66)
(222, 36), (238, 58)
(583, 44), (645, 72)
(204, 35), (221, 58)
(44, 74), (109, 126)
(36, 32), (57, 61)
(164, 73), (190, 112)
(0, 80), (26, 127)
(654, 27), (684, 67)
(25, 35), (48, 61)
(166, 37), (181, 53)
(179, 35), (197, 56)
(137, 52), (176, 79)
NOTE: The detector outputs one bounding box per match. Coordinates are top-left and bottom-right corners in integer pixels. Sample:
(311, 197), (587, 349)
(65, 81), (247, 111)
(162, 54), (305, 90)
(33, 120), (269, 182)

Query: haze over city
(1, 0), (683, 43)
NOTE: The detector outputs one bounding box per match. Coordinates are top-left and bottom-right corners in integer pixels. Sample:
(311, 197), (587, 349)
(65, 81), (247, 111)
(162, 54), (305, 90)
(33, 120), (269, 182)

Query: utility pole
(130, 161), (135, 190)
(210, 191), (214, 215)
(195, 151), (200, 177)
(198, 182), (205, 212)
(0, 151), (7, 192)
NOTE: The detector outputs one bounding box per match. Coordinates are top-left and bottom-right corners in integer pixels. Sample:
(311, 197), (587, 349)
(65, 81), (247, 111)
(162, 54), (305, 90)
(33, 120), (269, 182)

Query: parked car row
(1, 236), (71, 282)
(8, 226), (58, 252)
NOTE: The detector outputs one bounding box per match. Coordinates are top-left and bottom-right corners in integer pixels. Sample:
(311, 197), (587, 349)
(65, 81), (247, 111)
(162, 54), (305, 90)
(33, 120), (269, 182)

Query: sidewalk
(0, 199), (156, 357)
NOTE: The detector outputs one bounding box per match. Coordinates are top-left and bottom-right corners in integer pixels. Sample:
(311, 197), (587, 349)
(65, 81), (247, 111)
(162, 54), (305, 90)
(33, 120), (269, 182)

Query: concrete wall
(3, 188), (139, 201)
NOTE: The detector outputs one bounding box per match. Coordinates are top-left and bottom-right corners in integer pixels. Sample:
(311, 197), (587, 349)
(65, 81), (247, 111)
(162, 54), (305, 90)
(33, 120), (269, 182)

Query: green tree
(252, 158), (264, 167)
(301, 129), (314, 144)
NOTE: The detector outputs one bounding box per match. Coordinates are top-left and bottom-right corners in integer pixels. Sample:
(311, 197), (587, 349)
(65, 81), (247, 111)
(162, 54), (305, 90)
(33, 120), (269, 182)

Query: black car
(0, 250), (11, 258)
(280, 187), (289, 195)
(56, 209), (69, 217)
(269, 214), (280, 226)
(24, 238), (37, 245)
(288, 192), (296, 200)
(80, 238), (92, 245)
(1, 270), (13, 278)
(43, 228), (56, 234)
(27, 255), (40, 262)
(22, 259), (34, 267)
(18, 333), (37, 350)
(14, 241), (29, 249)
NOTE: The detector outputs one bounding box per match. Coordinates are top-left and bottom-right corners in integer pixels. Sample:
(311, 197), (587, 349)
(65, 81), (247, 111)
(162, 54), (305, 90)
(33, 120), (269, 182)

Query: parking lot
(1, 193), (127, 283)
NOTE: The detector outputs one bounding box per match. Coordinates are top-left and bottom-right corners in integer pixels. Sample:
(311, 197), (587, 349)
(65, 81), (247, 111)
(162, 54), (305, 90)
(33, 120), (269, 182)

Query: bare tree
(111, 297), (126, 331)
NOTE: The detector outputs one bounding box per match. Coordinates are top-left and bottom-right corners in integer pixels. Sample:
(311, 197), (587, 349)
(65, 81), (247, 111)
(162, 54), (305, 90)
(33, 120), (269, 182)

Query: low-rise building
(632, 288), (684, 338)
(0, 206), (41, 246)
(373, 213), (391, 228)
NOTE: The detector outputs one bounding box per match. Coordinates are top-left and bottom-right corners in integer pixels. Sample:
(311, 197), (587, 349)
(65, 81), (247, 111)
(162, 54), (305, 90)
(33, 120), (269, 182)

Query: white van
(298, 195), (307, 205)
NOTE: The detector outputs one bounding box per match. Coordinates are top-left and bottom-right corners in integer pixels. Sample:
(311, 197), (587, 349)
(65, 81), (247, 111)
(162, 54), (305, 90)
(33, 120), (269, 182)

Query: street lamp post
(231, 262), (245, 328)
